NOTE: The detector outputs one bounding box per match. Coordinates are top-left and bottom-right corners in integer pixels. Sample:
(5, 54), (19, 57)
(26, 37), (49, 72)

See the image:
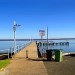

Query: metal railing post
(10, 48), (12, 58)
(17, 46), (18, 53)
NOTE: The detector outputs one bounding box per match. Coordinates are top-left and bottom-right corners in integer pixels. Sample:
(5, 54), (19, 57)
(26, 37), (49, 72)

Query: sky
(0, 0), (75, 39)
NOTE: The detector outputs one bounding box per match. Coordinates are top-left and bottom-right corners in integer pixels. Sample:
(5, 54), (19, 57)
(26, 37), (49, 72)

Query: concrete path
(1, 42), (48, 75)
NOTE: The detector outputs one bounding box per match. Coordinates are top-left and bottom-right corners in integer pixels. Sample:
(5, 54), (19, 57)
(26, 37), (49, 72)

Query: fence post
(17, 46), (18, 53)
(10, 48), (12, 58)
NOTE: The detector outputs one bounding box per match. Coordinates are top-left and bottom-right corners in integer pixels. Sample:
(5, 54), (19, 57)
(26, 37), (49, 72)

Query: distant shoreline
(0, 38), (75, 41)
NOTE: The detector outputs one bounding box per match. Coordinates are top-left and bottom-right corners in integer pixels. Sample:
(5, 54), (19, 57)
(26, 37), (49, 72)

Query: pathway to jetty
(1, 42), (48, 75)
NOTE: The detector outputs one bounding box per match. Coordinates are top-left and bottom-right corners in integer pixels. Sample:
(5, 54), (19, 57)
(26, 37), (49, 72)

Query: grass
(0, 59), (10, 69)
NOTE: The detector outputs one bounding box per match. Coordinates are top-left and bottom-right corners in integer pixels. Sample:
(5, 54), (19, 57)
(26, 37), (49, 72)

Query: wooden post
(26, 50), (28, 58)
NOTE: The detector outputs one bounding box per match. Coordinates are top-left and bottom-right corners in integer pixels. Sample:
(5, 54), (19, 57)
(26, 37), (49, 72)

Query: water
(0, 39), (75, 53)
(38, 40), (75, 53)
(0, 40), (30, 53)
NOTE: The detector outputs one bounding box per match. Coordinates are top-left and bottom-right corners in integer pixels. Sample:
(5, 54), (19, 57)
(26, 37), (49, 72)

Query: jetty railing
(37, 41), (70, 57)
(0, 41), (32, 59)
(37, 42), (69, 46)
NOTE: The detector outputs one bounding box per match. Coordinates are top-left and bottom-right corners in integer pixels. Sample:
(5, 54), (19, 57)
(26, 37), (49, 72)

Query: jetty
(0, 42), (48, 75)
(38, 41), (69, 46)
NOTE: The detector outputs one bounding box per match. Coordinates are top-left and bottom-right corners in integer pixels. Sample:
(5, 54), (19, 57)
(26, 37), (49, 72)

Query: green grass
(0, 59), (10, 69)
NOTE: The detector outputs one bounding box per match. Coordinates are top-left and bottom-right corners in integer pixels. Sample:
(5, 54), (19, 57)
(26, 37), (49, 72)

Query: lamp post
(13, 21), (21, 54)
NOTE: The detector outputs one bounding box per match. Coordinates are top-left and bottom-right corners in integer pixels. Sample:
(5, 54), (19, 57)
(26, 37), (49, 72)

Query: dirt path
(1, 42), (48, 75)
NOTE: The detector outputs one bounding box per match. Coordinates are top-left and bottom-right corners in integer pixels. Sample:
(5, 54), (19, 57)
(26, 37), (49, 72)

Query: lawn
(0, 59), (10, 69)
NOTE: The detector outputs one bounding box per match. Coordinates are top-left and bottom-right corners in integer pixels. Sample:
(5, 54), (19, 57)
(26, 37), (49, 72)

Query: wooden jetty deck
(13, 42), (38, 59)
(0, 42), (48, 75)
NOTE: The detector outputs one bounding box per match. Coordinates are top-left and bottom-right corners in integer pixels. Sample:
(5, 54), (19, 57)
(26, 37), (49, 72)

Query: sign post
(47, 27), (48, 50)
(39, 30), (45, 54)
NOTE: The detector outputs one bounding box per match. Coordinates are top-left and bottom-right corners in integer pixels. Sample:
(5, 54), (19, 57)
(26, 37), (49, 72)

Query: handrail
(0, 41), (32, 59)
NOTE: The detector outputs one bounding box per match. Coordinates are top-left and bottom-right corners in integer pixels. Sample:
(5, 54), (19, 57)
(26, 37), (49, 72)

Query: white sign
(39, 30), (45, 36)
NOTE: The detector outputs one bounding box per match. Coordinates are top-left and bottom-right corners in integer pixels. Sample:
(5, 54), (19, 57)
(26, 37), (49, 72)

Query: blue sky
(0, 0), (75, 39)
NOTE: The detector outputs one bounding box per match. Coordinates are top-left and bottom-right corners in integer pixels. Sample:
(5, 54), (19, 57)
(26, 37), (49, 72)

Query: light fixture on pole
(13, 21), (21, 54)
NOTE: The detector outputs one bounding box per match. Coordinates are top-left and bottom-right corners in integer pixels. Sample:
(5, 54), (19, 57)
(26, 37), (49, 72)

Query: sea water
(0, 41), (30, 53)
(0, 40), (75, 53)
(39, 40), (75, 53)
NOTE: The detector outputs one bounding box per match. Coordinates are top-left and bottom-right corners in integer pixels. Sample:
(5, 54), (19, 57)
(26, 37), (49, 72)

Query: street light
(13, 21), (21, 54)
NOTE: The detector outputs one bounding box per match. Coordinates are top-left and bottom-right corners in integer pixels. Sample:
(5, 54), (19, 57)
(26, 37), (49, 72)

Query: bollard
(26, 50), (28, 58)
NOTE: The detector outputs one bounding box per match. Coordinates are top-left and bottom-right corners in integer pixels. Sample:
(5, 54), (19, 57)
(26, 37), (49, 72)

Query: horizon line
(0, 38), (75, 41)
